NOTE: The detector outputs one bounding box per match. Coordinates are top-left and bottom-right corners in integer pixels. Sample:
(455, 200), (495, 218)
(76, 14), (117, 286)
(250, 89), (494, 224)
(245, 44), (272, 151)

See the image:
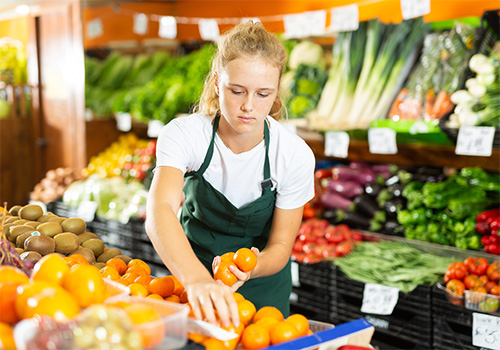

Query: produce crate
(329, 267), (433, 349)
(46, 200), (96, 229)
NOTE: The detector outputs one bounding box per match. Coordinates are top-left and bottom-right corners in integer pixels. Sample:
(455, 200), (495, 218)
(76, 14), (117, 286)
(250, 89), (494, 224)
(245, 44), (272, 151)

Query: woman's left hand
(212, 247), (259, 291)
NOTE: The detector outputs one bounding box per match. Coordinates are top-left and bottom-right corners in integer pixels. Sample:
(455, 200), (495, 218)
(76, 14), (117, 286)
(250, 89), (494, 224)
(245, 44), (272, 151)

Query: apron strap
(196, 115), (220, 176)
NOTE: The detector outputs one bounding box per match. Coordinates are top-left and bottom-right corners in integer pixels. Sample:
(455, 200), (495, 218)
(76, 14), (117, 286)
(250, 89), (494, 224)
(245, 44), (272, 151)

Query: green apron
(180, 116), (291, 316)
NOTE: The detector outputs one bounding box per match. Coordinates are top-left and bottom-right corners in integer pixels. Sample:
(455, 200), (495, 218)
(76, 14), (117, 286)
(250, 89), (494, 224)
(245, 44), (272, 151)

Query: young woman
(146, 22), (315, 328)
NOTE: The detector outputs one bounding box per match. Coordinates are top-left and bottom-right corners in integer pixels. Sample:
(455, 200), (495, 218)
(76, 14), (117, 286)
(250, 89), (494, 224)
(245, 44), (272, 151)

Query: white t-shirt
(156, 114), (315, 210)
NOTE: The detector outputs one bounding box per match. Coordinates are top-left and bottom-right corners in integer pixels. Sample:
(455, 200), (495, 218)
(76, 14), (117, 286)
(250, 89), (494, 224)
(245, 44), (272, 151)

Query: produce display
(476, 208), (500, 254)
(29, 168), (82, 204)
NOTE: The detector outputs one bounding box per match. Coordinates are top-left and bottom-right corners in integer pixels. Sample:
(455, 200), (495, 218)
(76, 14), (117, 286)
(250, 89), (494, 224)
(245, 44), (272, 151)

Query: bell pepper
(476, 208), (500, 223)
(467, 235), (481, 250)
(460, 167), (500, 192)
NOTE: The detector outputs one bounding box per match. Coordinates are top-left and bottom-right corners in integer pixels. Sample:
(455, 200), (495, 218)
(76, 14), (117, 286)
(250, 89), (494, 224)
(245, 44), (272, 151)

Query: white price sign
(133, 13), (148, 35)
(330, 4), (359, 32)
(472, 313), (500, 350)
(87, 18), (103, 39)
(368, 128), (397, 154)
(400, 0), (431, 20)
(324, 131), (349, 158)
(116, 112), (132, 132)
(283, 10), (327, 38)
(455, 126), (495, 157)
(77, 201), (98, 223)
(147, 120), (165, 138)
(159, 16), (177, 39)
(291, 261), (300, 287)
(199, 19), (219, 41)
(361, 283), (399, 315)
(28, 200), (47, 213)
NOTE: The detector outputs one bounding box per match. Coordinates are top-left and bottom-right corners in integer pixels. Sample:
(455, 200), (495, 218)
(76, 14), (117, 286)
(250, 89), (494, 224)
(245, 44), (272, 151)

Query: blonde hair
(194, 22), (287, 120)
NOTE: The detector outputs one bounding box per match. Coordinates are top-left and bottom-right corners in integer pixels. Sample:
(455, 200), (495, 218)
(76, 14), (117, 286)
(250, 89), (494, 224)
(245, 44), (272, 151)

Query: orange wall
(0, 16), (29, 48)
(83, 0), (500, 48)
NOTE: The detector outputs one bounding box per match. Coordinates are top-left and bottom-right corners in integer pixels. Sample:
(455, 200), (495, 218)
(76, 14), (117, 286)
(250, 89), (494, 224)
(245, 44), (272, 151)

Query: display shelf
(297, 128), (500, 172)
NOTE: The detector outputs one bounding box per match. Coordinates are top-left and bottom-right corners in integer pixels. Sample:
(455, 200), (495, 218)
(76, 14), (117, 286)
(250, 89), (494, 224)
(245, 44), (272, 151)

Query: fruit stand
(1, 1), (500, 349)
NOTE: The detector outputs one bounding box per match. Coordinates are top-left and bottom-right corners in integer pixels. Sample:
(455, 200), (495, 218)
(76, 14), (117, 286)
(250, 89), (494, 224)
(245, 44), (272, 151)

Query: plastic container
(105, 295), (190, 350)
(103, 277), (130, 298)
(464, 290), (500, 315)
(436, 281), (465, 306)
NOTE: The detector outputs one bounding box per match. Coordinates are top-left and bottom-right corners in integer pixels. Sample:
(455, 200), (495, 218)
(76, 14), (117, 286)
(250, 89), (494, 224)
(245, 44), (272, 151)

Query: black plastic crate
(93, 216), (149, 242)
(290, 289), (330, 323)
(329, 267), (433, 348)
(292, 260), (336, 290)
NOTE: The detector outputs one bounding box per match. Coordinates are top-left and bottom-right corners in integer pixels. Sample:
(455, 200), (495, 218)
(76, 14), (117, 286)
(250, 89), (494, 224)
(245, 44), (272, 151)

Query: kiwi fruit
(71, 246), (96, 264)
(8, 205), (22, 215)
(16, 231), (34, 248)
(81, 238), (105, 257)
(8, 225), (35, 243)
(5, 217), (19, 224)
(61, 218), (86, 235)
(54, 232), (80, 254)
(2, 223), (14, 236)
(77, 231), (98, 244)
(24, 221), (41, 229)
(19, 204), (44, 221)
(36, 222), (63, 238)
(113, 255), (133, 265)
(24, 235), (55, 256)
(93, 262), (106, 270)
(12, 219), (29, 226)
(37, 213), (55, 223)
(46, 216), (66, 225)
(20, 251), (43, 263)
(96, 248), (122, 263)
(15, 247), (24, 255)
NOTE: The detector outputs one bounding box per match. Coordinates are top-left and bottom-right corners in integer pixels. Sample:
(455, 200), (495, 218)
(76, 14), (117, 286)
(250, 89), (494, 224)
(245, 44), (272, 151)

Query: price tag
(330, 4), (359, 32)
(283, 10), (327, 38)
(77, 201), (98, 222)
(159, 16), (177, 39)
(400, 0), (431, 20)
(87, 18), (103, 39)
(147, 120), (165, 138)
(291, 261), (300, 287)
(116, 112), (132, 132)
(133, 13), (148, 35)
(472, 313), (500, 350)
(199, 19), (219, 41)
(324, 131), (349, 158)
(368, 128), (397, 154)
(361, 283), (399, 315)
(455, 126), (495, 157)
(28, 200), (47, 213)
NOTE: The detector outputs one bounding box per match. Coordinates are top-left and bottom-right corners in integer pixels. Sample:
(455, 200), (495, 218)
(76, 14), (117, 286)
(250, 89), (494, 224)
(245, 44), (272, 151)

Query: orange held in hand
(214, 261), (238, 286)
(233, 248), (257, 272)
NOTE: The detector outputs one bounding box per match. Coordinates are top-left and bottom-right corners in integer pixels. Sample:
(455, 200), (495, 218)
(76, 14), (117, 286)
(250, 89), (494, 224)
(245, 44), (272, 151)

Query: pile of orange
(215, 248), (258, 286)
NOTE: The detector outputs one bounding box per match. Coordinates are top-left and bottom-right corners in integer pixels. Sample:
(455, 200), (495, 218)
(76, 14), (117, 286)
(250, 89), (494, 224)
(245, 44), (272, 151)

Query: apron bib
(180, 116), (291, 316)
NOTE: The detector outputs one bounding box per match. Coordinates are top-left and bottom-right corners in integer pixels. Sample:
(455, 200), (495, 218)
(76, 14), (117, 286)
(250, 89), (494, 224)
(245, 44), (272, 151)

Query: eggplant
(353, 195), (386, 222)
(371, 164), (398, 174)
(381, 199), (404, 220)
(364, 182), (383, 198)
(320, 191), (354, 211)
(349, 162), (371, 170)
(332, 166), (376, 185)
(385, 169), (413, 186)
(326, 180), (363, 198)
(384, 220), (403, 236)
(387, 184), (404, 197)
(322, 209), (381, 232)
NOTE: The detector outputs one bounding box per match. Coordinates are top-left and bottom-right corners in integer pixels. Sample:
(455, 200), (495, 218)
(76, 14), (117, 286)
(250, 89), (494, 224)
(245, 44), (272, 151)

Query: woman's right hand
(185, 280), (240, 328)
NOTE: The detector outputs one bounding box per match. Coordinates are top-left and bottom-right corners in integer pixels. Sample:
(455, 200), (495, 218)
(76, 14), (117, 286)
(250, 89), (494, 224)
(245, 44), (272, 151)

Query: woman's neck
(217, 118), (266, 154)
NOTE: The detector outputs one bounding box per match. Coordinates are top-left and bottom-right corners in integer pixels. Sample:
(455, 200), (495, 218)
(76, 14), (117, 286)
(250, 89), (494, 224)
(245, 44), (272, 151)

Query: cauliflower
(288, 41), (324, 70)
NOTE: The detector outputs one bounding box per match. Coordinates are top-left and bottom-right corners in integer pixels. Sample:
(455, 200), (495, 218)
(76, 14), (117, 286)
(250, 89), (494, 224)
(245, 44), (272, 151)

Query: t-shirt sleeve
(275, 141), (316, 210)
(155, 119), (193, 173)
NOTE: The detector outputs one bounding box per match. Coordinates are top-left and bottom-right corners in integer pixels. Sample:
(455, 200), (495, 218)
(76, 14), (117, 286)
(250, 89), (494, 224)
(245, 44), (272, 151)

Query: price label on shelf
(455, 126), (495, 157)
(77, 201), (98, 223)
(159, 16), (177, 39)
(28, 200), (47, 213)
(330, 4), (359, 32)
(199, 19), (219, 41)
(361, 283), (399, 315)
(283, 10), (326, 38)
(291, 261), (300, 287)
(400, 0), (431, 20)
(133, 13), (148, 35)
(147, 120), (165, 138)
(116, 112), (132, 132)
(368, 128), (397, 154)
(87, 18), (103, 39)
(472, 313), (500, 350)
(324, 131), (349, 158)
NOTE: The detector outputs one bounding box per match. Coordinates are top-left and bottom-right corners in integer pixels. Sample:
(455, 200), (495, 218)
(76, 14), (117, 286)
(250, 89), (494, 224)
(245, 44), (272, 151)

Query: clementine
(165, 295), (181, 303)
(129, 283), (149, 297)
(64, 253), (89, 267)
(22, 285), (80, 322)
(237, 299), (256, 326)
(233, 292), (245, 302)
(31, 253), (70, 285)
(221, 252), (235, 262)
(127, 259), (151, 275)
(147, 293), (164, 300)
(148, 276), (174, 297)
(0, 323), (16, 350)
(233, 248), (257, 272)
(180, 290), (189, 303)
(100, 266), (120, 280)
(62, 263), (106, 307)
(253, 306), (284, 323)
(241, 323), (271, 349)
(124, 303), (165, 349)
(285, 313), (310, 337)
(14, 281), (53, 319)
(255, 316), (279, 332)
(214, 261), (238, 286)
(269, 321), (298, 345)
(126, 265), (149, 277)
(169, 275), (185, 296)
(0, 265), (29, 285)
(106, 257), (128, 275)
(0, 282), (19, 324)
(134, 274), (153, 286)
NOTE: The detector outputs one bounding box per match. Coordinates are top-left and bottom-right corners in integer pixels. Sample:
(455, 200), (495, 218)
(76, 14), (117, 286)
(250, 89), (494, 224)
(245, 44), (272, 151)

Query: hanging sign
(361, 283), (399, 315)
(400, 0), (431, 20)
(87, 18), (103, 39)
(330, 4), (359, 32)
(472, 313), (500, 350)
(133, 13), (148, 35)
(368, 128), (398, 154)
(148, 120), (165, 138)
(159, 16), (177, 39)
(283, 10), (327, 38)
(455, 126), (495, 157)
(324, 131), (349, 158)
(199, 19), (220, 41)
(291, 261), (300, 287)
(116, 113), (132, 132)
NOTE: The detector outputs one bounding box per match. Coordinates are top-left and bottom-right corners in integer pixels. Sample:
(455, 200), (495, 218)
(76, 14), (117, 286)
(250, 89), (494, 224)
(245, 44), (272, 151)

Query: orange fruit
(100, 266), (120, 280)
(14, 281), (53, 319)
(233, 248), (257, 272)
(202, 337), (227, 350)
(0, 282), (20, 324)
(22, 285), (80, 322)
(148, 276), (174, 297)
(165, 295), (181, 303)
(253, 306), (284, 323)
(169, 275), (184, 296)
(134, 274), (153, 286)
(0, 322), (16, 350)
(221, 252), (235, 262)
(129, 283), (149, 297)
(233, 292), (245, 302)
(237, 299), (256, 326)
(0, 265), (29, 285)
(188, 332), (207, 344)
(126, 265), (149, 277)
(219, 322), (243, 350)
(115, 278), (130, 287)
(123, 303), (165, 349)
(285, 313), (309, 337)
(214, 261), (238, 286)
(121, 272), (141, 285)
(269, 320), (298, 345)
(127, 259), (151, 275)
(147, 293), (164, 300)
(255, 316), (279, 332)
(62, 264), (106, 307)
(64, 254), (89, 267)
(180, 290), (189, 303)
(241, 323), (271, 349)
(106, 258), (128, 275)
(31, 253), (70, 285)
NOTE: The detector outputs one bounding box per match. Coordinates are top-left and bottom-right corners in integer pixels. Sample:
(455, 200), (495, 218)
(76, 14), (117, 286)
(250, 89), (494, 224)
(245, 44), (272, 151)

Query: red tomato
(464, 274), (481, 290)
(303, 253), (322, 264)
(479, 275), (489, 286)
(302, 206), (316, 220)
(312, 228), (325, 239)
(485, 281), (497, 293)
(446, 279), (466, 296)
(351, 230), (363, 242)
(325, 231), (345, 244)
(487, 263), (499, 282)
(464, 257), (489, 276)
(292, 240), (304, 253)
(446, 262), (468, 280)
(302, 243), (317, 254)
(490, 285), (500, 296)
(335, 241), (352, 257)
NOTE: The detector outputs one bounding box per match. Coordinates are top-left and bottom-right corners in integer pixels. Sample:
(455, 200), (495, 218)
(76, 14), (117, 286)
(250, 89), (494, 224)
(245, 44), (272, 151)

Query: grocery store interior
(0, 0), (499, 349)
